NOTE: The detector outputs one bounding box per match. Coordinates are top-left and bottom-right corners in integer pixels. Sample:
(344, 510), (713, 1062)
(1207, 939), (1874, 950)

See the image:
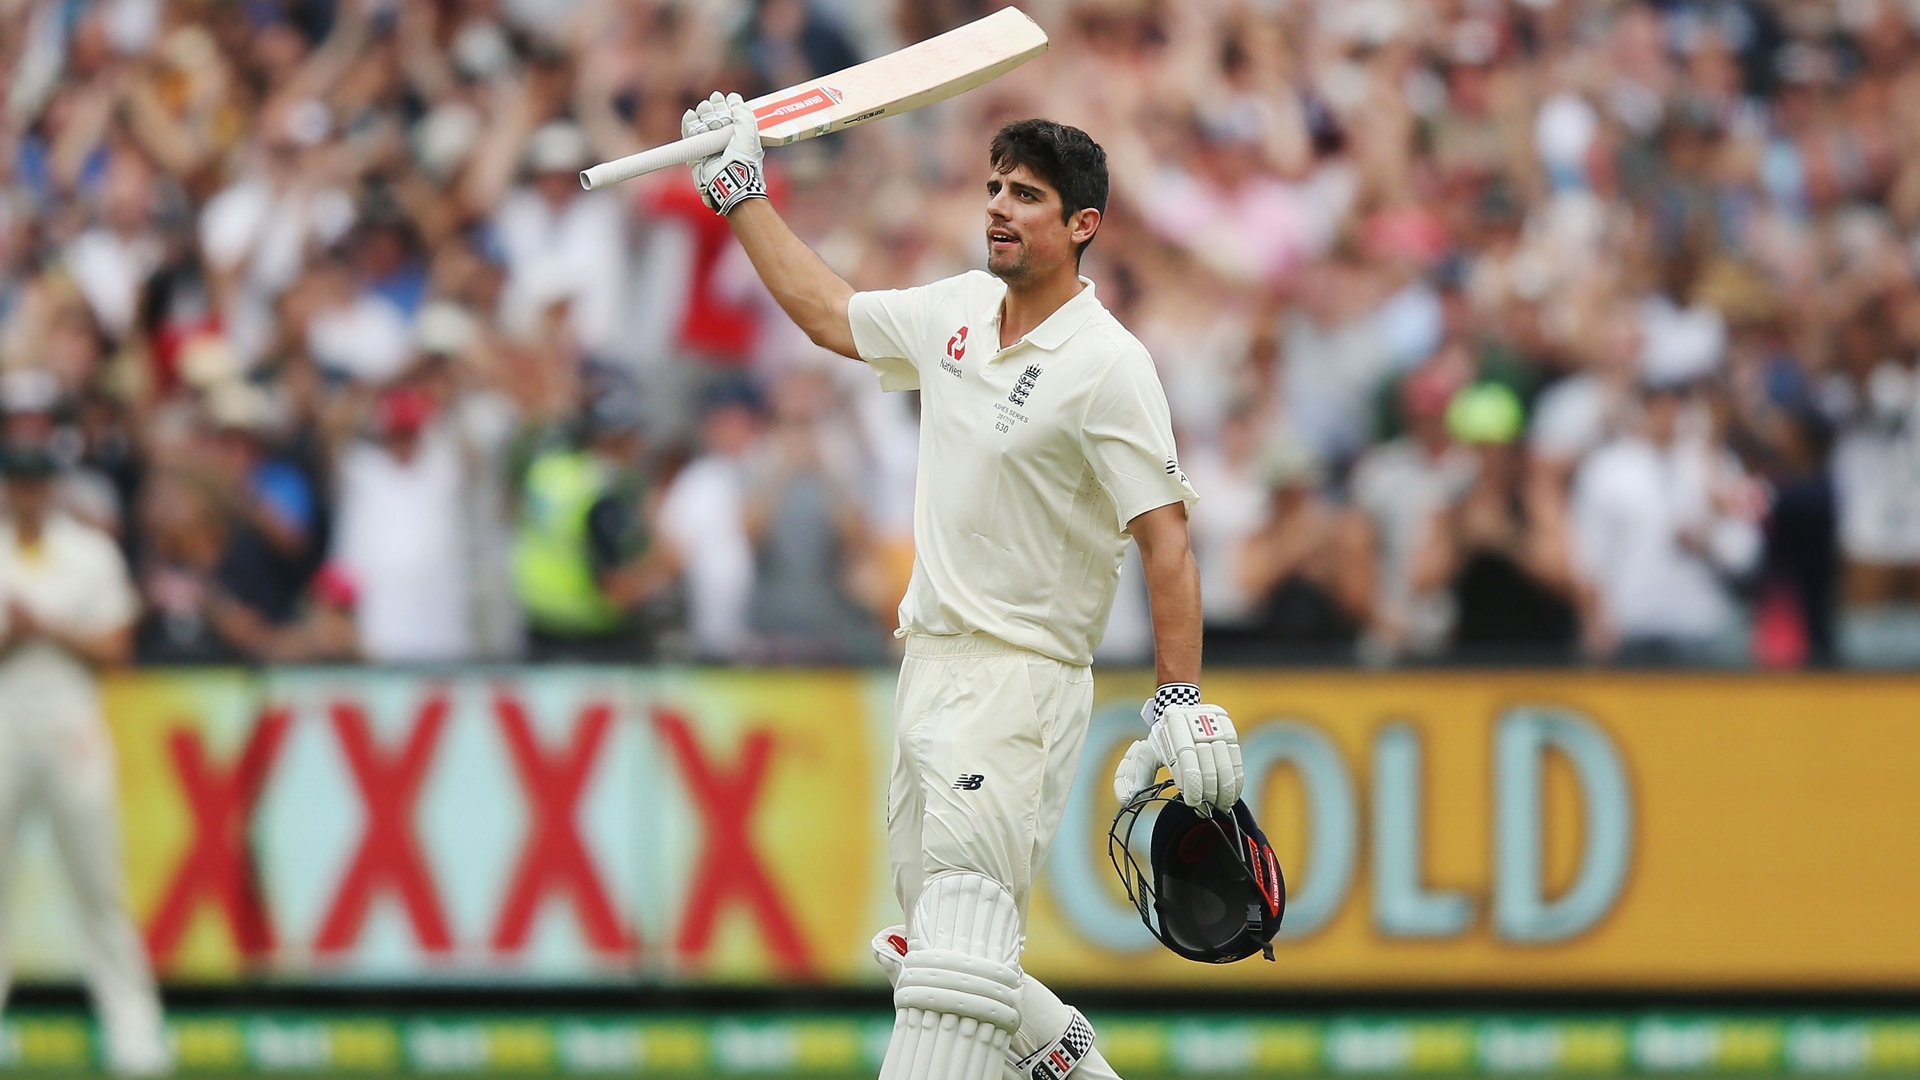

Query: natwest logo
(941, 326), (968, 378)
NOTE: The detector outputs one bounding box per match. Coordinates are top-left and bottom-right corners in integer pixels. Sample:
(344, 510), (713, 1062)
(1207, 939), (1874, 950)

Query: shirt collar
(995, 276), (1102, 353)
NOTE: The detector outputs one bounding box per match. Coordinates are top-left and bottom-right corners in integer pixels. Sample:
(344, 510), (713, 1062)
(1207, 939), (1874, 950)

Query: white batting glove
(681, 91), (766, 215)
(1113, 684), (1243, 810)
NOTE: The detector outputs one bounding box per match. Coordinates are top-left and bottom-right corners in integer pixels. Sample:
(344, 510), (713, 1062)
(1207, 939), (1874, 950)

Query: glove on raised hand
(1113, 683), (1244, 811)
(681, 91), (767, 215)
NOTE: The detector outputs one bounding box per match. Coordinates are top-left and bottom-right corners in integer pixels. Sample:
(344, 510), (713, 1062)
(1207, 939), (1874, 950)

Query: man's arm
(1119, 501), (1244, 811)
(1130, 501), (1201, 686)
(726, 200), (858, 359)
(7, 601), (133, 666)
(681, 93), (858, 359)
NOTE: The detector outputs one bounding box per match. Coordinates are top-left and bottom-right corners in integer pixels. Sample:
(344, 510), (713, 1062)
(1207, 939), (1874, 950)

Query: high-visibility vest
(512, 450), (625, 634)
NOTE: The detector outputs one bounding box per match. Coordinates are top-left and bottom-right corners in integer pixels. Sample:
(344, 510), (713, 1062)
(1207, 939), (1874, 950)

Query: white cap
(526, 121), (590, 174)
(416, 301), (481, 357)
(1, 367), (60, 414)
(413, 103), (482, 182)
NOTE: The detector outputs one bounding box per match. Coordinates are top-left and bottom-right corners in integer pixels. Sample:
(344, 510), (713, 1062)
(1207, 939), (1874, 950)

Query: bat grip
(579, 127), (735, 190)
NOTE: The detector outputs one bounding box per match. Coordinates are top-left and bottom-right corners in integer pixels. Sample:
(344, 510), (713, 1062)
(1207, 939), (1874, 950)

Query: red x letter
(315, 697), (453, 954)
(653, 708), (810, 975)
(146, 709), (291, 965)
(490, 694), (635, 955)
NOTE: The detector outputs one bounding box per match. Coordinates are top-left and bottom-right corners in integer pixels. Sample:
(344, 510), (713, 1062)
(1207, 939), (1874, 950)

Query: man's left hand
(1114, 696), (1243, 811)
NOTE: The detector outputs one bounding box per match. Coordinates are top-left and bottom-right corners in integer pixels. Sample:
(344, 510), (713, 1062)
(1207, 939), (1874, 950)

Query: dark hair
(989, 119), (1109, 258)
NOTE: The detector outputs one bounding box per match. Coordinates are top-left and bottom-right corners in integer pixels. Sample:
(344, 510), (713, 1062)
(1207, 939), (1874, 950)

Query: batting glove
(681, 91), (767, 215)
(1113, 684), (1243, 810)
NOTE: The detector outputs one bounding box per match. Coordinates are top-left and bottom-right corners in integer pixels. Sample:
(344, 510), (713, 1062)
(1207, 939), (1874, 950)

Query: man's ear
(1071, 207), (1101, 247)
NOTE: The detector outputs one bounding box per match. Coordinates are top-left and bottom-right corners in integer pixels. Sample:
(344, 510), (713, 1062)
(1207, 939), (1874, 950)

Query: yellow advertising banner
(11, 668), (1915, 989)
(1027, 672), (1920, 989)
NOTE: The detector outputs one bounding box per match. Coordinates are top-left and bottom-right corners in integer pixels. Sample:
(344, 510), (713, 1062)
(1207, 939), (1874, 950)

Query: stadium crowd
(1, 0), (1917, 668)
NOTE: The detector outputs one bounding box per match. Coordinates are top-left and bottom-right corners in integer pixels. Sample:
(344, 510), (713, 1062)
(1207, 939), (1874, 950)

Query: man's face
(1643, 388), (1683, 444)
(535, 169), (578, 208)
(984, 163), (1097, 284)
(4, 477), (52, 523)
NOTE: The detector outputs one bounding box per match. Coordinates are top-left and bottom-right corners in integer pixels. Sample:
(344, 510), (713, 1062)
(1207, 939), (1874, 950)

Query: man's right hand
(681, 91), (767, 215)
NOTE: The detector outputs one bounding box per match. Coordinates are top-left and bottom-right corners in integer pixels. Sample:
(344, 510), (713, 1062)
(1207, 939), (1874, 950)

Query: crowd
(2, 0), (1917, 668)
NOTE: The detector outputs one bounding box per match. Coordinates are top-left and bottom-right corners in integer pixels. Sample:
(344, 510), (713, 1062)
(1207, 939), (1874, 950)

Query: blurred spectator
(657, 383), (763, 660)
(1530, 300), (1643, 479)
(1186, 401), (1269, 634)
(0, 369), (123, 535)
(511, 382), (675, 661)
(742, 363), (885, 663)
(63, 149), (162, 345)
(1213, 443), (1369, 662)
(733, 0), (861, 100)
(133, 467), (240, 663)
(0, 443), (169, 1074)
(203, 381), (318, 632)
(198, 100), (357, 368)
(1755, 406), (1837, 668)
(209, 560), (361, 664)
(330, 382), (469, 662)
(1413, 384), (1578, 661)
(491, 122), (630, 361)
(1830, 325), (1920, 665)
(1349, 354), (1478, 661)
(1278, 244), (1413, 465)
(1571, 376), (1764, 664)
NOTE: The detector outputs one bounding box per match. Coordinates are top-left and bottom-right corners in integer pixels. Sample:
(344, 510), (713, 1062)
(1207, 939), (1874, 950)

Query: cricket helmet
(1109, 781), (1284, 963)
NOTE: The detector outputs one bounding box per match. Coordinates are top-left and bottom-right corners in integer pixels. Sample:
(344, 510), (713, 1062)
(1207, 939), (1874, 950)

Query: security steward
(512, 388), (678, 660)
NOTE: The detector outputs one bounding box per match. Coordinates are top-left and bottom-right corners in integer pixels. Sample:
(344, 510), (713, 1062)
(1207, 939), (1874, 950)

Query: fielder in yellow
(682, 93), (1244, 1080)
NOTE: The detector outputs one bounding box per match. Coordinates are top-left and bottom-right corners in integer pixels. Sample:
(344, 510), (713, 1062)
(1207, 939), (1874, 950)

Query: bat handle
(579, 128), (735, 190)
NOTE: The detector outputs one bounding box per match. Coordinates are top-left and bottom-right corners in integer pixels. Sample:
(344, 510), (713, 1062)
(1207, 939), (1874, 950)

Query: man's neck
(13, 516), (44, 552)
(998, 267), (1084, 350)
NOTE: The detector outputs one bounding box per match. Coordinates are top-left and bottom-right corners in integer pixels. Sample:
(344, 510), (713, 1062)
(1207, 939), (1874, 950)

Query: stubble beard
(987, 243), (1031, 284)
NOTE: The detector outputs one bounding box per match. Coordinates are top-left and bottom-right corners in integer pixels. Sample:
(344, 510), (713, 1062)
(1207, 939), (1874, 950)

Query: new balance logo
(953, 774), (985, 790)
(1010, 365), (1043, 406)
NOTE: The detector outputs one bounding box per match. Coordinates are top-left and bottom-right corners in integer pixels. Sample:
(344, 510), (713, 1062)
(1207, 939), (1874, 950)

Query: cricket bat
(579, 7), (1049, 191)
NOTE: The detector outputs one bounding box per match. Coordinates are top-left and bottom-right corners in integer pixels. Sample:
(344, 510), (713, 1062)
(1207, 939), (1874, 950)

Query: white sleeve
(77, 533), (139, 634)
(1568, 458), (1616, 588)
(1081, 349), (1200, 530)
(847, 287), (926, 392)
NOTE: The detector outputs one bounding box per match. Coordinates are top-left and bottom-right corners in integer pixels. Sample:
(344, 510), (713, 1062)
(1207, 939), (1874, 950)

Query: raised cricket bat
(579, 7), (1049, 191)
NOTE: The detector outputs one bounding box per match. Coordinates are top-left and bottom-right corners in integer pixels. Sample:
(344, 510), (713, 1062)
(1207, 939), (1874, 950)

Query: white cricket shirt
(849, 270), (1198, 666)
(0, 514), (139, 722)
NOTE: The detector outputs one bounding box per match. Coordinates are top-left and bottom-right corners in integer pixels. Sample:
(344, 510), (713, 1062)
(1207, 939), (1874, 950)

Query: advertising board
(9, 668), (1917, 989)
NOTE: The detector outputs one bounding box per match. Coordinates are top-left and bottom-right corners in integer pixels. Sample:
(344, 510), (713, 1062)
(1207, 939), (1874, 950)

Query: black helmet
(1109, 781), (1284, 963)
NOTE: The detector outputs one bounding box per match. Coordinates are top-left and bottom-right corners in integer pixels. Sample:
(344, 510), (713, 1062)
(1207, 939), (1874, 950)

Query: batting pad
(880, 873), (1023, 1080)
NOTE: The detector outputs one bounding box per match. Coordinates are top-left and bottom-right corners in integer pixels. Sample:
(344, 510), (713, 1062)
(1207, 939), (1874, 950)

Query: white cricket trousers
(889, 632), (1122, 1080)
(0, 705), (168, 1075)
